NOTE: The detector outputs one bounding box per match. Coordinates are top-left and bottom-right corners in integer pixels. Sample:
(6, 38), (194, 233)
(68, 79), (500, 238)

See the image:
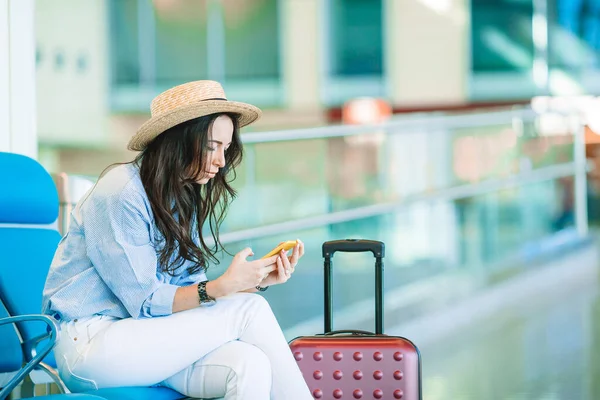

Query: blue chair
(0, 299), (105, 400)
(0, 152), (185, 399)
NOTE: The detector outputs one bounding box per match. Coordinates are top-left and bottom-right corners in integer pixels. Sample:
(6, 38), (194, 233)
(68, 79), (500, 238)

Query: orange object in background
(341, 97), (392, 125)
(585, 124), (600, 145)
(585, 125), (600, 193)
(327, 98), (391, 203)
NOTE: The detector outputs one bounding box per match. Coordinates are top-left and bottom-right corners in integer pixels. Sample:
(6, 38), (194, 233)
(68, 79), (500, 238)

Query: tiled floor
(420, 269), (599, 400)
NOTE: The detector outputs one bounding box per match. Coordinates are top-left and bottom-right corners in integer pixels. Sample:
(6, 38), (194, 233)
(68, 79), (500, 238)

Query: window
(329, 0), (383, 76)
(548, 0), (600, 71)
(154, 1), (208, 87)
(223, 0), (279, 81)
(109, 0), (139, 85)
(109, 0), (282, 110)
(471, 0), (534, 72)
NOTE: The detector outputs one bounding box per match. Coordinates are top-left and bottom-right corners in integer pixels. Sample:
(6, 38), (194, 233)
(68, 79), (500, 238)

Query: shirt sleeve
(173, 219), (208, 287)
(81, 182), (178, 319)
(175, 270), (208, 287)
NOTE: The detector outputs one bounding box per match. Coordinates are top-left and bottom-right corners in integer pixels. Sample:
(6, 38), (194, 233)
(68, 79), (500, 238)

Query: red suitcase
(289, 239), (422, 400)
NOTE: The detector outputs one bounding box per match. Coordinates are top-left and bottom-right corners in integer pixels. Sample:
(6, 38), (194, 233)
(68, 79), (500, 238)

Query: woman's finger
(255, 254), (279, 269)
(276, 255), (286, 282)
(279, 249), (291, 270)
(260, 263), (277, 276)
(289, 242), (300, 266)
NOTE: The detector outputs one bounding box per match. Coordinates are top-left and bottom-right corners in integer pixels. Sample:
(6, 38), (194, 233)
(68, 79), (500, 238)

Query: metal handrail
(215, 161), (584, 245)
(240, 107), (537, 144)
(53, 106), (579, 240)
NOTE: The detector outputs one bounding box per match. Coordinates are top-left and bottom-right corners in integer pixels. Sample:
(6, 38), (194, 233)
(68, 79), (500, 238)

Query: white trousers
(53, 293), (312, 400)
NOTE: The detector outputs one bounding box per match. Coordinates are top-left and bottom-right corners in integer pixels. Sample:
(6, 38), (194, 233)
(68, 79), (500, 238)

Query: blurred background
(4, 0), (600, 399)
(27, 0), (600, 175)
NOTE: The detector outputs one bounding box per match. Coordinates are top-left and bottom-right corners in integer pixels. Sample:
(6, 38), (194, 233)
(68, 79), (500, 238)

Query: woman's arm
(172, 251), (279, 312)
(172, 248), (281, 312)
(172, 278), (233, 313)
(83, 186), (188, 319)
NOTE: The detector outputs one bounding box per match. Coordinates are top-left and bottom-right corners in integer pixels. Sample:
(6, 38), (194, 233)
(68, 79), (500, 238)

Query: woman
(42, 80), (313, 399)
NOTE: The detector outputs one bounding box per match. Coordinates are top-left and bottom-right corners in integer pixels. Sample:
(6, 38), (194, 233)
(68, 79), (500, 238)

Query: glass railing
(52, 106), (589, 338)
(218, 108), (580, 238)
(200, 107), (588, 337)
(213, 174), (577, 336)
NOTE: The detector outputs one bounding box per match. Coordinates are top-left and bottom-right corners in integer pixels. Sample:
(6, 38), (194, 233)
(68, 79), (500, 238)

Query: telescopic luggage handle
(322, 239), (385, 335)
(322, 239), (384, 257)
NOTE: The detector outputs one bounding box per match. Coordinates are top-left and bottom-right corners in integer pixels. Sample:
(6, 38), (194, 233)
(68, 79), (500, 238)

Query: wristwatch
(197, 280), (216, 306)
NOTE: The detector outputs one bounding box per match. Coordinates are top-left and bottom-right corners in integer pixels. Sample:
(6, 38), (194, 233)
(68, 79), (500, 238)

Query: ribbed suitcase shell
(289, 334), (420, 399)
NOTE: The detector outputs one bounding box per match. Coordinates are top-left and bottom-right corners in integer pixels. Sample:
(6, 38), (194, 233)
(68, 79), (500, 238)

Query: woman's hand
(260, 239), (304, 288)
(218, 248), (279, 294)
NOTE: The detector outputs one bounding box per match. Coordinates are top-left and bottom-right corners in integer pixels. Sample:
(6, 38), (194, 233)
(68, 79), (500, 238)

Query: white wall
(281, 0), (322, 110)
(35, 0), (109, 148)
(0, 0), (37, 158)
(385, 0), (469, 106)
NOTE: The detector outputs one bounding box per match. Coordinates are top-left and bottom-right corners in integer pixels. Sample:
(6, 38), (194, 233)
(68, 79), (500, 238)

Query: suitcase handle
(322, 239), (384, 258)
(322, 239), (385, 335)
(323, 330), (381, 336)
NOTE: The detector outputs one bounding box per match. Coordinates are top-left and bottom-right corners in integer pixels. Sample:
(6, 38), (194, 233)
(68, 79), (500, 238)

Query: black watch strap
(198, 280), (216, 304)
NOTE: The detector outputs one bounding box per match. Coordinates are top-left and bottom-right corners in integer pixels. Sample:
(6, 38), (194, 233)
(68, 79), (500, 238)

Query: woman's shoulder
(74, 163), (154, 234)
(87, 163), (146, 206)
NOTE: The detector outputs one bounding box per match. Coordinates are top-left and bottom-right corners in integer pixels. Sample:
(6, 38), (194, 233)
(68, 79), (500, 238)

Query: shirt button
(74, 337), (78, 341)
(74, 319), (78, 322)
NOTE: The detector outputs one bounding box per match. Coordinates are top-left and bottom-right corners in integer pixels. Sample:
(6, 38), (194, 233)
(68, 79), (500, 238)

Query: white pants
(53, 293), (312, 399)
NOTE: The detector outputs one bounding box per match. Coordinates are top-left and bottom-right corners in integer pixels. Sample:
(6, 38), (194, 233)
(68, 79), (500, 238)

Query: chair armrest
(36, 361), (70, 393)
(0, 314), (58, 399)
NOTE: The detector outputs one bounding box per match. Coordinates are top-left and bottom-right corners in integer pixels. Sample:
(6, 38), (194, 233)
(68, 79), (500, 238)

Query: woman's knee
(227, 341), (272, 380)
(163, 341), (272, 398)
(245, 292), (271, 311)
(230, 292), (270, 307)
(213, 341), (272, 397)
(227, 292), (273, 318)
(223, 293), (280, 339)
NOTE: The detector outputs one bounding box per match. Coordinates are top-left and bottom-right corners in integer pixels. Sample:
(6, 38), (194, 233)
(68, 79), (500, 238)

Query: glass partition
(51, 107), (586, 337)
(201, 107), (586, 336)
(219, 110), (578, 233)
(207, 176), (575, 334)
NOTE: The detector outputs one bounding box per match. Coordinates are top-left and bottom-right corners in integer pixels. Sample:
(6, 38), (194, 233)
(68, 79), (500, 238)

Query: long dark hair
(134, 112), (243, 275)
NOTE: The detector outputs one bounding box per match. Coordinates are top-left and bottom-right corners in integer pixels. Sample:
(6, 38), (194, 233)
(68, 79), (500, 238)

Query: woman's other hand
(218, 247), (279, 293)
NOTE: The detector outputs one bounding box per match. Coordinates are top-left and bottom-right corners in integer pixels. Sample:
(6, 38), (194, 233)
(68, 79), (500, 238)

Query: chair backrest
(0, 152), (186, 399)
(0, 152), (62, 343)
(0, 299), (23, 373)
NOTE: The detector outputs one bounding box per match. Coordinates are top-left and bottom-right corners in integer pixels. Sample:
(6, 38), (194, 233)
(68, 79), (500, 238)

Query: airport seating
(0, 152), (185, 400)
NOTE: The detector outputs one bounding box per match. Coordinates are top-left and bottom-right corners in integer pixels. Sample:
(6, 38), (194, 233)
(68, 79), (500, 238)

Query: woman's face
(196, 115), (234, 184)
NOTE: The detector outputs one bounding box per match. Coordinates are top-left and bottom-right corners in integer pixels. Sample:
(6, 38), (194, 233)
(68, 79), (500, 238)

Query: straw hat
(128, 80), (262, 151)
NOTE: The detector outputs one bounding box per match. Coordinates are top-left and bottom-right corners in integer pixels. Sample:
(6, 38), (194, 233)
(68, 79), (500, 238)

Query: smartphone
(262, 240), (298, 259)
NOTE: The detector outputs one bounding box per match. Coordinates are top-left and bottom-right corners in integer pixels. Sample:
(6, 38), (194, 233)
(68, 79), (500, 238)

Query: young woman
(42, 80), (313, 399)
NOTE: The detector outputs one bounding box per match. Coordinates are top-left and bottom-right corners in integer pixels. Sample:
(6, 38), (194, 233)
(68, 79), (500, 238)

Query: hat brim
(128, 100), (262, 151)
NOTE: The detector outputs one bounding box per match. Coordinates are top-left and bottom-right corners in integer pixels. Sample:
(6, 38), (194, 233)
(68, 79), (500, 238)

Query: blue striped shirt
(42, 163), (207, 321)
